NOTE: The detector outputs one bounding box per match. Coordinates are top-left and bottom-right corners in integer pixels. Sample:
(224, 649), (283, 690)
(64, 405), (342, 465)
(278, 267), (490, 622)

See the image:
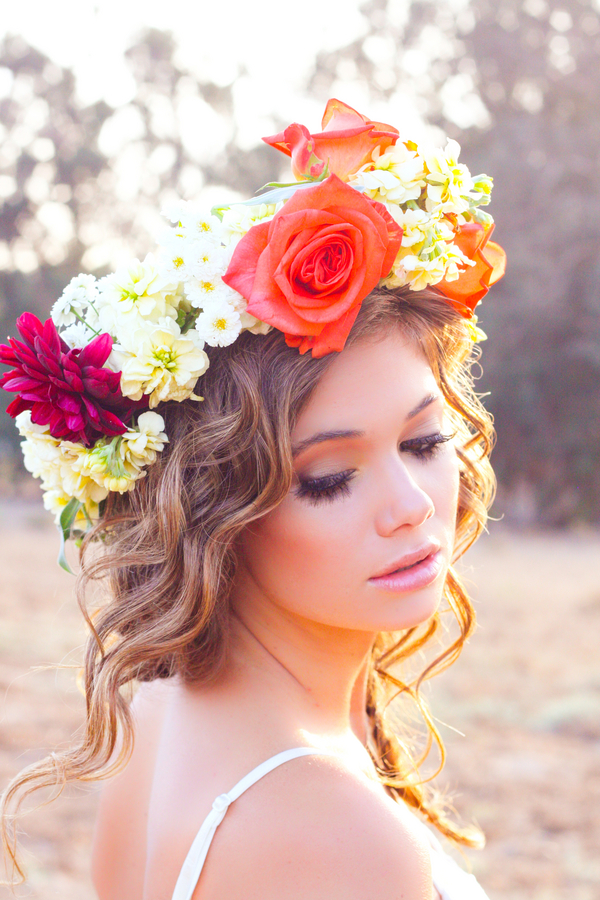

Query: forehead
(293, 332), (438, 439)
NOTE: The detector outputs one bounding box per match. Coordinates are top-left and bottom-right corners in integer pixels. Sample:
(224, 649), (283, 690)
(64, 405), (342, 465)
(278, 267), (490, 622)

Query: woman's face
(237, 330), (460, 634)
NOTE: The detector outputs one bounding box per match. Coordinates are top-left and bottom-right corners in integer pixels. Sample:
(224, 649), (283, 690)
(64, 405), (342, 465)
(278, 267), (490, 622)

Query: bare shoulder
(196, 752), (433, 900)
(91, 678), (175, 900)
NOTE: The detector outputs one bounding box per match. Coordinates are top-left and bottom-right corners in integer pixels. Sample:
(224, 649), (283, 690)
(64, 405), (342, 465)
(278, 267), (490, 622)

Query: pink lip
(368, 544), (444, 593)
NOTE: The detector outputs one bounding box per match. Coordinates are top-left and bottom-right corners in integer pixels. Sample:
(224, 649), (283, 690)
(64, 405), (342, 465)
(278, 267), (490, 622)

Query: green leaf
(57, 497), (83, 574)
(228, 181), (369, 209)
(177, 308), (200, 334)
(257, 180), (304, 190)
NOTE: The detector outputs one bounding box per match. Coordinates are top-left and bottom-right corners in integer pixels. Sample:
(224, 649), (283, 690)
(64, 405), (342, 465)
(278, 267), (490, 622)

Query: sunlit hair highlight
(1, 286), (495, 880)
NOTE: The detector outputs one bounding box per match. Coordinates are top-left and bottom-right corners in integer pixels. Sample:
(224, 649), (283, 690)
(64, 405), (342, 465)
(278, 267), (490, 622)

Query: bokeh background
(0, 0), (599, 897)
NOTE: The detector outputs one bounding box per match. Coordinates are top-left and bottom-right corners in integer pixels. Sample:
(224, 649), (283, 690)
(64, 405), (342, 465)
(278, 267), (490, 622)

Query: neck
(229, 570), (376, 748)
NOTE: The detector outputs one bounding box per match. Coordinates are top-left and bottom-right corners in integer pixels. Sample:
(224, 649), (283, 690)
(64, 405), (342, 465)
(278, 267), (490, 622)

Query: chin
(367, 578), (446, 633)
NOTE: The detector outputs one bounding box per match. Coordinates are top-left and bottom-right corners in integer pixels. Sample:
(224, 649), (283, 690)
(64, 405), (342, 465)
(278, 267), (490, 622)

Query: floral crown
(0, 98), (505, 569)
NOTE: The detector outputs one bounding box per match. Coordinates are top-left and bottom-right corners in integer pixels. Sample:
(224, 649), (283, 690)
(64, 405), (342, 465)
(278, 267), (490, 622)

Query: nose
(373, 456), (435, 537)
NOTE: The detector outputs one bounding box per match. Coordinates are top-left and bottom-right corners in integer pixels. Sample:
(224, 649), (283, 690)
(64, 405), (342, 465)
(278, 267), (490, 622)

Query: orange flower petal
(436, 223), (507, 314)
(263, 98), (399, 182)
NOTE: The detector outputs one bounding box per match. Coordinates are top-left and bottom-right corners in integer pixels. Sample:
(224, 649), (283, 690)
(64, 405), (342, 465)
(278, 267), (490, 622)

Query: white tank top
(170, 746), (490, 900)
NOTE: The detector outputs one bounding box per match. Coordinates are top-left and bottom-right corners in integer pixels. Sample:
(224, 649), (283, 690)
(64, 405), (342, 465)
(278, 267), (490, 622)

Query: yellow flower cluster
(17, 410), (168, 522)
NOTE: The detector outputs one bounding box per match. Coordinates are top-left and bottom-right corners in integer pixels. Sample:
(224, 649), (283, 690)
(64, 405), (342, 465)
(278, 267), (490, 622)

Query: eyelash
(295, 432), (454, 506)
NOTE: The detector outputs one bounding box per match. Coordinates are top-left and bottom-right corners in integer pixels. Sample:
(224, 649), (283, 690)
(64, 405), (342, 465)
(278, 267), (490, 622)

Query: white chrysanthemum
(97, 254), (181, 333)
(349, 144), (426, 204)
(184, 273), (239, 310)
(180, 210), (224, 245)
(60, 321), (92, 349)
(113, 317), (209, 408)
(184, 241), (228, 282)
(159, 230), (229, 284)
(194, 300), (242, 347)
(161, 199), (192, 225)
(423, 139), (474, 215)
(51, 273), (99, 327)
(220, 203), (279, 246)
(162, 200), (223, 239)
(156, 229), (190, 282)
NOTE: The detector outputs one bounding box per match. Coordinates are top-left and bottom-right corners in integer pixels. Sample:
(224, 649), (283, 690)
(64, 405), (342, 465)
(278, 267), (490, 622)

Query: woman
(1, 100), (505, 899)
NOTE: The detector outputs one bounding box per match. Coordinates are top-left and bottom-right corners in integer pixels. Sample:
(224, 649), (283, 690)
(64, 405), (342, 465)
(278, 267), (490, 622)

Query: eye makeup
(294, 431), (454, 506)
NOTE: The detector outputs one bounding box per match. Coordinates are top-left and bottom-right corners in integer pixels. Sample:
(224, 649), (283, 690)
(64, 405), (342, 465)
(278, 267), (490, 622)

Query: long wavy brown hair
(1, 285), (495, 881)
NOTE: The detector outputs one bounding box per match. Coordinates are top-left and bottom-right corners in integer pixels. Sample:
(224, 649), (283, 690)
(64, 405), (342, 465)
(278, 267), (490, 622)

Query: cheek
(240, 494), (363, 609)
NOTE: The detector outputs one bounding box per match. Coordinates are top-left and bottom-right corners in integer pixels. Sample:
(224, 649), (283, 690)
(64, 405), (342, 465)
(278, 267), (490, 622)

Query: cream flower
(120, 411), (168, 472)
(70, 440), (137, 494)
(97, 254), (181, 333)
(42, 488), (100, 526)
(349, 143), (426, 204)
(16, 412), (109, 505)
(423, 139), (474, 215)
(64, 415), (168, 495)
(384, 208), (473, 291)
(464, 315), (487, 343)
(114, 317), (209, 408)
(19, 410), (168, 516)
(239, 311), (272, 335)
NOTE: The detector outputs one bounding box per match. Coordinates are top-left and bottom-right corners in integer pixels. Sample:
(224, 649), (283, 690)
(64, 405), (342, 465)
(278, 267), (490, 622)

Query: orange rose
(222, 175), (403, 358)
(263, 98), (399, 182)
(436, 222), (507, 314)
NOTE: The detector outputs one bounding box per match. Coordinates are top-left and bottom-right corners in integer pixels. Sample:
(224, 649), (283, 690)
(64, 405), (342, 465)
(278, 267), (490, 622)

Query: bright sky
(3, 1), (363, 108)
(1, 0), (489, 271)
(1, 0), (454, 142)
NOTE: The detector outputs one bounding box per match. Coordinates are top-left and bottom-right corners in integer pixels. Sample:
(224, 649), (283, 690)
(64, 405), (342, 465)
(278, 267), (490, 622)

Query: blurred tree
(1, 3), (599, 524)
(0, 30), (274, 463)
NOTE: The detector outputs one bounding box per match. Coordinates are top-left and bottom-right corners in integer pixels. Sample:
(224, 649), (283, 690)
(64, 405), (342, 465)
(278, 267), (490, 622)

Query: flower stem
(73, 309), (101, 337)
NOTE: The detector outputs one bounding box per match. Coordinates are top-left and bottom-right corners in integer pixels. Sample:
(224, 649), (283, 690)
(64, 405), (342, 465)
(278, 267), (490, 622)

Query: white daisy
(60, 321), (93, 349)
(51, 273), (99, 327)
(194, 300), (242, 347)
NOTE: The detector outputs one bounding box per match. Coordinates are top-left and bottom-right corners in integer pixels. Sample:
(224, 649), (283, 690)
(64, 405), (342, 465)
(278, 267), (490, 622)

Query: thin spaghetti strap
(171, 747), (339, 900)
(226, 746), (339, 801)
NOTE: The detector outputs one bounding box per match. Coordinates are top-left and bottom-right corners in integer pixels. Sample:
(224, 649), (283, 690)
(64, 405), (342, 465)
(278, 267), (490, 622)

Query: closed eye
(294, 469), (356, 506)
(400, 432), (455, 460)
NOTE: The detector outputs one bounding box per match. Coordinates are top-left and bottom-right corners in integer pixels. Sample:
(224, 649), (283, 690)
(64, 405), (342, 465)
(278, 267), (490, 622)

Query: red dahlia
(0, 313), (143, 446)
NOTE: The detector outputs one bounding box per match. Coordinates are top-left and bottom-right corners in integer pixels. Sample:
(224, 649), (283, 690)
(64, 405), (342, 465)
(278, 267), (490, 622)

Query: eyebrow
(291, 392), (441, 458)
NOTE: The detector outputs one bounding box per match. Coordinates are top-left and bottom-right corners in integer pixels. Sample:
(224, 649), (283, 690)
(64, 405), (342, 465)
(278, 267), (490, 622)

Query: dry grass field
(0, 499), (599, 899)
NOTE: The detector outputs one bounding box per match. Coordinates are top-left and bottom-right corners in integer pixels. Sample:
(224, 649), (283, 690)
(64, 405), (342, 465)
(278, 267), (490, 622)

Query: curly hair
(1, 285), (495, 881)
